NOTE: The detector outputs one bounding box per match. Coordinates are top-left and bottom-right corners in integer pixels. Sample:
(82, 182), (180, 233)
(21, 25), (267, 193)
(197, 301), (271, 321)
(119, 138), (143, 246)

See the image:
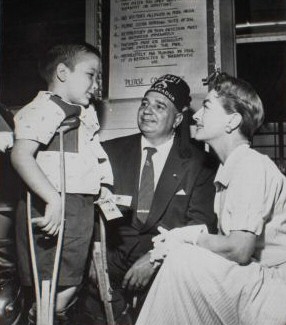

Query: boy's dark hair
(38, 43), (101, 84)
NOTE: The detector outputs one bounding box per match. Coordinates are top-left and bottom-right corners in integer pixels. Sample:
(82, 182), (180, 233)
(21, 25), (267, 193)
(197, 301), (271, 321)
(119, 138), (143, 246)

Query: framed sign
(109, 0), (209, 99)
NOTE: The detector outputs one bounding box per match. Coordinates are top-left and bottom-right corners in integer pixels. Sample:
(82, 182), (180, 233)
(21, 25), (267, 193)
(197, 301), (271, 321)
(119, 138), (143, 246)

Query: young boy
(11, 43), (113, 324)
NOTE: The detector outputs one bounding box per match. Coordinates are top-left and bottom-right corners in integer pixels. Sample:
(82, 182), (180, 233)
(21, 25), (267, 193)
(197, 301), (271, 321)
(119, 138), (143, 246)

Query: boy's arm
(11, 139), (62, 236)
(94, 135), (114, 187)
(99, 159), (114, 186)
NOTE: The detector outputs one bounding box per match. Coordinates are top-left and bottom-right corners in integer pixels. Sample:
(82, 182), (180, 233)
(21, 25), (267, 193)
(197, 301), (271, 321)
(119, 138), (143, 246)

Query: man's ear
(56, 63), (68, 82)
(173, 113), (183, 129)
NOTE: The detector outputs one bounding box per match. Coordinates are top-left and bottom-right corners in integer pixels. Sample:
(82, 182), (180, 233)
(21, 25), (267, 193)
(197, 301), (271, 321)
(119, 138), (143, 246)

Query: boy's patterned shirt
(14, 91), (113, 194)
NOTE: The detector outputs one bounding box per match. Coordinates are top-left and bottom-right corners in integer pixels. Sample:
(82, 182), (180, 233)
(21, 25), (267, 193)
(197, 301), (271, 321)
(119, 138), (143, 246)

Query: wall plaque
(109, 0), (208, 99)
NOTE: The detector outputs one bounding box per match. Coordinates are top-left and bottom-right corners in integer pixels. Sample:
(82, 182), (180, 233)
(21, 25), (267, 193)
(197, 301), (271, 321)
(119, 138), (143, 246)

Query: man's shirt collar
(141, 135), (174, 154)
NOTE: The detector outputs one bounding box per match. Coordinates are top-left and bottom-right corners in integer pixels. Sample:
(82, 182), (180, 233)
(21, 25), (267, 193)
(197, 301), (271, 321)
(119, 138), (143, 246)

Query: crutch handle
(56, 116), (80, 134)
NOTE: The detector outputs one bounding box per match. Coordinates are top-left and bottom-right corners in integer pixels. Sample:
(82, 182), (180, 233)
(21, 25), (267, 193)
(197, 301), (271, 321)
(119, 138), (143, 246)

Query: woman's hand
(153, 225), (208, 246)
(150, 225), (208, 265)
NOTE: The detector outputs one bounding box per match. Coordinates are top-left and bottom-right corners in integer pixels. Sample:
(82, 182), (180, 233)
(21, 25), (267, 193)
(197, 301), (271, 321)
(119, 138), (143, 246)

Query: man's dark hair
(38, 43), (101, 84)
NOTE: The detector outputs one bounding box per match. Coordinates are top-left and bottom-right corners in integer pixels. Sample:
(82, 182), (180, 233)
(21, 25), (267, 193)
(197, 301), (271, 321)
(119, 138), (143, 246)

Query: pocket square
(175, 189), (186, 195)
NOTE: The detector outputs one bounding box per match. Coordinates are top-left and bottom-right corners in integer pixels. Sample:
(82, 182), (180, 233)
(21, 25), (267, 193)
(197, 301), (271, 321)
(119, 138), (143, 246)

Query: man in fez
(80, 74), (218, 324)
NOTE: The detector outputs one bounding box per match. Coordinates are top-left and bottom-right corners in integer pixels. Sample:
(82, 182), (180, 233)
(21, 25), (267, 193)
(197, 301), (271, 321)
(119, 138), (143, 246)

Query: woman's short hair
(210, 72), (264, 140)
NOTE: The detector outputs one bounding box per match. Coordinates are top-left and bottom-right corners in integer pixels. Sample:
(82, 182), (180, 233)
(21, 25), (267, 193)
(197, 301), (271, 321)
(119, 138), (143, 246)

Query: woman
(135, 73), (286, 325)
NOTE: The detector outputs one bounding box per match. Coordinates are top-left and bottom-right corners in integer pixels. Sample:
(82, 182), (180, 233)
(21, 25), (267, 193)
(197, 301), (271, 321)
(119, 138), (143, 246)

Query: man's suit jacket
(102, 133), (217, 269)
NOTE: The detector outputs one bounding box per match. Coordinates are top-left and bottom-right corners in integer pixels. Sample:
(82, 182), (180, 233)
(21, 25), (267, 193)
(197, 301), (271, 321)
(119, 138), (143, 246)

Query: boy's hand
(98, 186), (113, 202)
(32, 194), (62, 236)
(95, 187), (123, 221)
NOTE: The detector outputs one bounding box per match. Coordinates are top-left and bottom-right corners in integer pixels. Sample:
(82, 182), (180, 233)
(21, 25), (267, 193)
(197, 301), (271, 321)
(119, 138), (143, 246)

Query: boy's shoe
(115, 312), (133, 325)
(0, 238), (24, 325)
(27, 311), (72, 325)
(0, 278), (23, 325)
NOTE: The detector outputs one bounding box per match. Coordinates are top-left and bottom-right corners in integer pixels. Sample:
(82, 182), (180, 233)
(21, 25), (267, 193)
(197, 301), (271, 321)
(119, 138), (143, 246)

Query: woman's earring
(225, 125), (232, 133)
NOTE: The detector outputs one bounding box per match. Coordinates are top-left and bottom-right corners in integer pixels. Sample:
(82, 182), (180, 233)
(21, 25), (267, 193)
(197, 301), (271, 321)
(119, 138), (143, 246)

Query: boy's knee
(55, 285), (77, 313)
(28, 303), (75, 325)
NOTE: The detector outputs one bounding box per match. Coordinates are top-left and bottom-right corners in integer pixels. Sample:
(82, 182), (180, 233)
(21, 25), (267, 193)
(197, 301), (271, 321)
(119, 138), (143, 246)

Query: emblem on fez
(155, 75), (180, 90)
(155, 80), (168, 90)
(154, 79), (175, 102)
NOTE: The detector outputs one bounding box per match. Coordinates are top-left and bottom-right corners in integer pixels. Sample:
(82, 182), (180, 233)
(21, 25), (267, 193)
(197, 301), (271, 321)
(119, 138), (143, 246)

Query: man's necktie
(137, 147), (157, 224)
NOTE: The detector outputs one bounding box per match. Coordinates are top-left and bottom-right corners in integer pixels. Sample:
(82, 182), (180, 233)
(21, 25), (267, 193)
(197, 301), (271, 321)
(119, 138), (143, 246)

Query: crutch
(93, 197), (123, 325)
(27, 120), (73, 324)
(92, 212), (115, 325)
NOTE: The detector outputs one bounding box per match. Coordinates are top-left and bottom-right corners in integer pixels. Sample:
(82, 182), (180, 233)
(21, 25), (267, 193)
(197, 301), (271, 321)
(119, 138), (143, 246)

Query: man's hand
(122, 252), (156, 291)
(32, 194), (62, 236)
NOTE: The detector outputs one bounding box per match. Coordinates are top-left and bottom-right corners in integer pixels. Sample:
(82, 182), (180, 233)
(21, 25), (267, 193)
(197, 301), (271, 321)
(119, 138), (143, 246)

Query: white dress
(136, 145), (286, 325)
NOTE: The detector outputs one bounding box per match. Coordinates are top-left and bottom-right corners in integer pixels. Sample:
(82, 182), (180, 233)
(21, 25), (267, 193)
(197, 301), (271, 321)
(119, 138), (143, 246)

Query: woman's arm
(151, 226), (257, 266)
(198, 230), (256, 265)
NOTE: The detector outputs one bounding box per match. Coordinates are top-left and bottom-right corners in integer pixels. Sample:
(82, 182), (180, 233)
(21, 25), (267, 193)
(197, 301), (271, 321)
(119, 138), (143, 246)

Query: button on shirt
(214, 144), (286, 267)
(140, 136), (174, 190)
